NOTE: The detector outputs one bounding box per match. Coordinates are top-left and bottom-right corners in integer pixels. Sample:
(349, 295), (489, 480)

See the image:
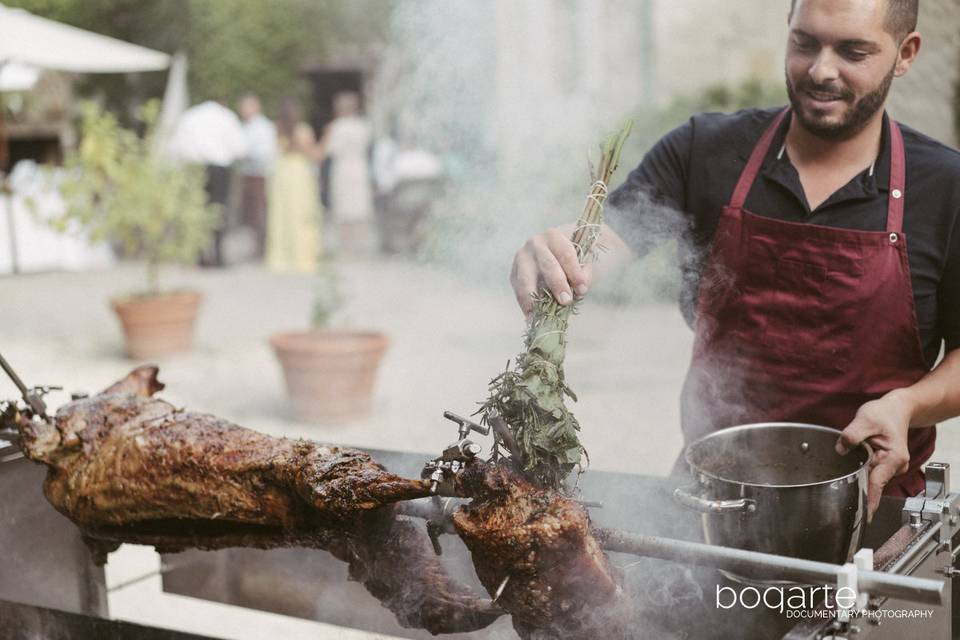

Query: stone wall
(652, 0), (788, 103)
(886, 0), (960, 147)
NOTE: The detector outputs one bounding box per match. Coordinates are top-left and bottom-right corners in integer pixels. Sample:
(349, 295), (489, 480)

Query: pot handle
(673, 485), (757, 514)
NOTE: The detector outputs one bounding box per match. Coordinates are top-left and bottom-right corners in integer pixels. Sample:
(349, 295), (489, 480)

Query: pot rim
(684, 422), (873, 490)
(111, 289), (202, 304)
(270, 329), (389, 353)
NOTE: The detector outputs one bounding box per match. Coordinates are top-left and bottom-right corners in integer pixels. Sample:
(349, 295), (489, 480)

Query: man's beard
(786, 65), (895, 141)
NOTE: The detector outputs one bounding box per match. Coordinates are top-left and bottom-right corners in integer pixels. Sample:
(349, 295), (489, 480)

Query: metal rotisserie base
(0, 435), (107, 617)
(159, 448), (956, 639)
(0, 434), (223, 640)
(0, 598), (218, 640)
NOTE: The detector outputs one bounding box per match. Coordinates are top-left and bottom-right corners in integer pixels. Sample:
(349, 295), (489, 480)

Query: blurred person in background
(167, 98), (247, 267)
(322, 91), (374, 257)
(237, 93), (277, 260)
(265, 99), (321, 273)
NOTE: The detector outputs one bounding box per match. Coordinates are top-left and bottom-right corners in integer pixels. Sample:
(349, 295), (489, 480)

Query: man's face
(785, 0), (900, 140)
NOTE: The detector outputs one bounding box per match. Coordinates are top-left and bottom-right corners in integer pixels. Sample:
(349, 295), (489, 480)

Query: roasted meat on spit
(3, 365), (501, 635)
(3, 366), (642, 637)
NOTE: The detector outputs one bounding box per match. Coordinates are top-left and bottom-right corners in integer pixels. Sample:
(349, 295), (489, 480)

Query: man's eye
(842, 50), (869, 61)
(792, 40), (817, 51)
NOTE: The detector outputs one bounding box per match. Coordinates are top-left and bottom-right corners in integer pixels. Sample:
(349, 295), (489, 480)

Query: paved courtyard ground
(2, 258), (957, 639)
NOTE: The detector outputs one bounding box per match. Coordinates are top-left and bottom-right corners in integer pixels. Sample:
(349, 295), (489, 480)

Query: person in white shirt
(321, 91), (374, 257)
(167, 99), (247, 267)
(237, 94), (277, 260)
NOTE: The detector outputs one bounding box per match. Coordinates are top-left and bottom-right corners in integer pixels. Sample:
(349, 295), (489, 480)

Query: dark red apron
(680, 108), (935, 497)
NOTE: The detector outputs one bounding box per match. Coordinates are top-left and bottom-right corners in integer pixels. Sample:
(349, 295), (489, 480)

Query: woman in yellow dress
(266, 102), (321, 273)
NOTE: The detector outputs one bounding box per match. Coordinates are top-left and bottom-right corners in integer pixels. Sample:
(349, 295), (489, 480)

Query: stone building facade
(886, 0), (960, 147)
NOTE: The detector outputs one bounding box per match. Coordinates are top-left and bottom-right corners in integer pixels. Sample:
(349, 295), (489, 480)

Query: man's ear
(895, 31), (922, 77)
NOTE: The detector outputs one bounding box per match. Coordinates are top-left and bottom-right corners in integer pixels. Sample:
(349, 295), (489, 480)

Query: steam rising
(365, 3), (781, 637)
(370, 1), (666, 289)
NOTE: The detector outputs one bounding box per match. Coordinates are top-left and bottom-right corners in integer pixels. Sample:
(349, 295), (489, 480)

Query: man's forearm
(893, 348), (960, 427)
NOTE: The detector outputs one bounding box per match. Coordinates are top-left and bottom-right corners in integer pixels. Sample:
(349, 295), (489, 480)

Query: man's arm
(509, 120), (694, 316)
(839, 198), (960, 515)
(837, 348), (960, 516)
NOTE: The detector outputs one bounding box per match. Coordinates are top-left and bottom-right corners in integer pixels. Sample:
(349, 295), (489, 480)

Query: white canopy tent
(0, 3), (185, 274)
(0, 4), (170, 73)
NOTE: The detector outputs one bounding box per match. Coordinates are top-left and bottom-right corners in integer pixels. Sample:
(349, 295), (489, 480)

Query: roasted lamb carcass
(14, 367), (429, 530)
(4, 366), (501, 635)
(453, 462), (635, 639)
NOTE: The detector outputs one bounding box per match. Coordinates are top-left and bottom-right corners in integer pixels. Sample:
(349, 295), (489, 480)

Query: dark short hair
(789, 0), (919, 42)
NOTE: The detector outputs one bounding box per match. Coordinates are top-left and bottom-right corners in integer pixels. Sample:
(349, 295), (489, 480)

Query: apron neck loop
(728, 108), (789, 211)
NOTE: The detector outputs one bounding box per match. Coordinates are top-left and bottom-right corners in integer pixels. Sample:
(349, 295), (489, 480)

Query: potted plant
(270, 259), (389, 423)
(53, 101), (219, 359)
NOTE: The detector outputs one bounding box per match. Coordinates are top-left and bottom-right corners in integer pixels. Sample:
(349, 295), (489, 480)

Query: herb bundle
(481, 122), (633, 490)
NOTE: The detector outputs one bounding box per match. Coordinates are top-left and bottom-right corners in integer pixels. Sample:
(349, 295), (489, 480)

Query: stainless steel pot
(674, 423), (870, 583)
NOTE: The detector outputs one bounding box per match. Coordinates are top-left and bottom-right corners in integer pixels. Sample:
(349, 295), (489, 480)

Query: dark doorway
(7, 135), (63, 167)
(306, 70), (365, 135)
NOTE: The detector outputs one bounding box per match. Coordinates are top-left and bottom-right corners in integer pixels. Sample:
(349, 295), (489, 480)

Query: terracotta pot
(111, 291), (202, 359)
(270, 329), (389, 423)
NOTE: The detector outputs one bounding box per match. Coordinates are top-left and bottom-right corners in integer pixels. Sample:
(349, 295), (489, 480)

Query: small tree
(54, 100), (219, 296)
(311, 255), (345, 328)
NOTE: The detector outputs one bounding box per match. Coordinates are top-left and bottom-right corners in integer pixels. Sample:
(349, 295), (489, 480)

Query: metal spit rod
(598, 528), (945, 606)
(399, 499), (944, 605)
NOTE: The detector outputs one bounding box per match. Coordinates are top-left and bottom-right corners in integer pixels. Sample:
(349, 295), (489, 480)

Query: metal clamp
(925, 463), (950, 500)
(673, 485), (756, 514)
(421, 410), (488, 496)
(0, 351), (59, 420)
(443, 411), (490, 440)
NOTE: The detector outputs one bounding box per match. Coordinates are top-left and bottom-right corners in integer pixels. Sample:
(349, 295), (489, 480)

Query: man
(167, 98), (248, 267)
(511, 0), (960, 516)
(237, 94), (277, 260)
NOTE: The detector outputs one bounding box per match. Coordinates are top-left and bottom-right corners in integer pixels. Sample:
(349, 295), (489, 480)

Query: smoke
(361, 3), (795, 637)
(369, 1), (669, 291)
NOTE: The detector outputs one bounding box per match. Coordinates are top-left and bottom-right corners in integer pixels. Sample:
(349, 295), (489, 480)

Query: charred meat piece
(82, 516), (503, 635)
(14, 366), (430, 530)
(453, 462), (633, 638)
(337, 516), (505, 634)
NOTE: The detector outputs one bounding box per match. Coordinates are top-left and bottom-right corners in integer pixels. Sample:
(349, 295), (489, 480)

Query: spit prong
(443, 411), (490, 438)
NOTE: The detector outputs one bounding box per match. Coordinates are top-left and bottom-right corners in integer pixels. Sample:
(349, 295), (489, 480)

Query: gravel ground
(3, 257), (957, 639)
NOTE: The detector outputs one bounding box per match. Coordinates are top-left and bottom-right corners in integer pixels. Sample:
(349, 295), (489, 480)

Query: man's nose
(808, 51), (840, 85)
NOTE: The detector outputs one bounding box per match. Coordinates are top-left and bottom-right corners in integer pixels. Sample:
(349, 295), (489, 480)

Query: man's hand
(835, 391), (914, 519)
(510, 224), (591, 318)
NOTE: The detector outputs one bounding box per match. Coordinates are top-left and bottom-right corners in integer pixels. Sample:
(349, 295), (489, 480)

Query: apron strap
(887, 118), (906, 233)
(727, 108), (790, 210)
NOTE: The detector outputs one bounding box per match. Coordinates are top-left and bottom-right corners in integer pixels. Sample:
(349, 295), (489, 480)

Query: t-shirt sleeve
(941, 214), (960, 352)
(605, 118), (693, 258)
